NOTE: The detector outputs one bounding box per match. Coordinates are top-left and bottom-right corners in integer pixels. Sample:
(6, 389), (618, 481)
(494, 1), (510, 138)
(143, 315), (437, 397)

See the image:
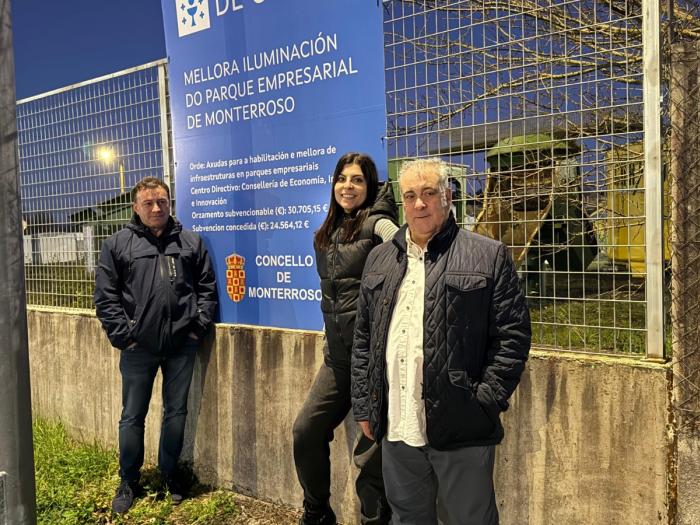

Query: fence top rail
(16, 59), (168, 105)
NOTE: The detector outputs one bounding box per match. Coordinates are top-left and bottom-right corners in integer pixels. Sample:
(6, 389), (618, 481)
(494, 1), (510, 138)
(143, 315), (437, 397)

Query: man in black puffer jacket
(351, 158), (530, 524)
(95, 177), (217, 514)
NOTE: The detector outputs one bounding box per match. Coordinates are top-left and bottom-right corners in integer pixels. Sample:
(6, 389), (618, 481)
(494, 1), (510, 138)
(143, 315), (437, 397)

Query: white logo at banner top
(176, 0), (211, 37)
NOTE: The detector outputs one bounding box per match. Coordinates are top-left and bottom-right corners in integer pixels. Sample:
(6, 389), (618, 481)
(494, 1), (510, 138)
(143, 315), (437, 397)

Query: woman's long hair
(314, 152), (380, 250)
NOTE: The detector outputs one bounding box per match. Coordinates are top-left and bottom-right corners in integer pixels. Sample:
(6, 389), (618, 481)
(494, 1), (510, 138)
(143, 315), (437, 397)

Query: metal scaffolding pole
(0, 0), (37, 523)
(643, 0), (666, 360)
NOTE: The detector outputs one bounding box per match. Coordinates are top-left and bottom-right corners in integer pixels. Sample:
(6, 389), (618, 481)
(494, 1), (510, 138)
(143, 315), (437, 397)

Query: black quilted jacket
(351, 215), (531, 450)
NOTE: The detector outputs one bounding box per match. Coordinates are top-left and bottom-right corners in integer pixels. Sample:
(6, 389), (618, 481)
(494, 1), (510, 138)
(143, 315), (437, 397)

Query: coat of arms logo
(226, 254), (246, 302)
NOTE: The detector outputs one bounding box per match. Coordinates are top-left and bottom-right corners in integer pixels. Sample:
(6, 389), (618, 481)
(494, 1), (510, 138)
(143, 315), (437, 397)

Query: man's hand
(358, 421), (374, 440)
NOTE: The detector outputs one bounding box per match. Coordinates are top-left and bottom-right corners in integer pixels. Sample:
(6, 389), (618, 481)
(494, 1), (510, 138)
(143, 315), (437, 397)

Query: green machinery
(389, 134), (598, 287)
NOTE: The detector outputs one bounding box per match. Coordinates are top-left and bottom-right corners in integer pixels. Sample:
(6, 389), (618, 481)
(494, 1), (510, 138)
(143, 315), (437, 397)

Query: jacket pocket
(128, 246), (158, 291)
(444, 273), (488, 326)
(448, 368), (472, 390)
(168, 246), (195, 289)
(475, 381), (502, 424)
(126, 304), (145, 341)
(446, 369), (495, 439)
(362, 273), (386, 323)
(363, 273), (386, 291)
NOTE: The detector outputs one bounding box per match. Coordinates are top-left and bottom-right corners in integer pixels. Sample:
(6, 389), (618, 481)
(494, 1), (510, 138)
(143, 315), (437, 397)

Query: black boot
(299, 501), (337, 525)
(361, 497), (392, 525)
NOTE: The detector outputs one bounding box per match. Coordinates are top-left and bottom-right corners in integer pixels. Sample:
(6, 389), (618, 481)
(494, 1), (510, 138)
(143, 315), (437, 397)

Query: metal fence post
(643, 0), (666, 361)
(0, 0), (37, 523)
(158, 62), (173, 197)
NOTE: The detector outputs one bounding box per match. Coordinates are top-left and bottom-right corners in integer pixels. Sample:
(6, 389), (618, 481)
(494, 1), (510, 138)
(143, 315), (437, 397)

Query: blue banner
(161, 0), (387, 330)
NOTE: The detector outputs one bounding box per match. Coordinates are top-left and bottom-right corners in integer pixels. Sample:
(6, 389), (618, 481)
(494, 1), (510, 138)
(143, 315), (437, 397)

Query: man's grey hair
(398, 157), (450, 194)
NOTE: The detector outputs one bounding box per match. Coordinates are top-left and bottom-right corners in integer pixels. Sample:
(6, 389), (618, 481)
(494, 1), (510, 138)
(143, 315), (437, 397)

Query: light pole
(97, 147), (126, 195)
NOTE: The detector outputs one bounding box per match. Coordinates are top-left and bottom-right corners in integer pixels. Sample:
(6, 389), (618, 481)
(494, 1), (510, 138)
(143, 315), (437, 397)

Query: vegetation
(33, 419), (238, 525)
(531, 297), (647, 354)
(25, 264), (94, 310)
(24, 257), (658, 355)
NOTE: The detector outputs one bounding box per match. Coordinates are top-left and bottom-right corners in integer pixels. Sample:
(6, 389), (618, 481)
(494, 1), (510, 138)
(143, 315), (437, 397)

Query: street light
(96, 146), (126, 195)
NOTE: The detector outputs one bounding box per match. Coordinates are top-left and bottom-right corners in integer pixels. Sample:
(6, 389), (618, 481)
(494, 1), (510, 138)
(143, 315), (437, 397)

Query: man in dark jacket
(351, 158), (531, 524)
(94, 177), (217, 514)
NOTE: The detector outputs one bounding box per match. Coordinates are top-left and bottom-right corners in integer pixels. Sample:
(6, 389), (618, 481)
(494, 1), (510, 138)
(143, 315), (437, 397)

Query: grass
(25, 263), (94, 309)
(530, 297), (647, 354)
(33, 419), (239, 525)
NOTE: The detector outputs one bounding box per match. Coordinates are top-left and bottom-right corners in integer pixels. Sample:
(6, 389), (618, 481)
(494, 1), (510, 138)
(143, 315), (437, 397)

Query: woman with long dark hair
(293, 153), (398, 525)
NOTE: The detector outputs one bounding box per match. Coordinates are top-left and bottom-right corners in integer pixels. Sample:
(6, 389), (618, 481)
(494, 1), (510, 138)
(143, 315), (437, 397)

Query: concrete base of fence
(677, 434), (700, 525)
(27, 308), (675, 524)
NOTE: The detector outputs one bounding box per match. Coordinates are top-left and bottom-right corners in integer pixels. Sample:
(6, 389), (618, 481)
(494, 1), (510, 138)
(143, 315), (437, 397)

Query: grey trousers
(382, 439), (498, 525)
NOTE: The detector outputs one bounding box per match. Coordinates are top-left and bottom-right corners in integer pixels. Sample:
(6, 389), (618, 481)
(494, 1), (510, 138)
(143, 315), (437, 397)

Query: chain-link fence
(16, 60), (171, 310)
(669, 37), (700, 432)
(382, 0), (668, 356)
(17, 2), (700, 370)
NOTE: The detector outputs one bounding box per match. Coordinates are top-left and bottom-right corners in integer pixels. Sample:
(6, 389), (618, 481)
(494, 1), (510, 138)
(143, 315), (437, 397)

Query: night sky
(11, 0), (166, 100)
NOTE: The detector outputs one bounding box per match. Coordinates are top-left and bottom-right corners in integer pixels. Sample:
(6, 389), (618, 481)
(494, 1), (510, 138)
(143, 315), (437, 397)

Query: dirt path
(224, 493), (304, 524)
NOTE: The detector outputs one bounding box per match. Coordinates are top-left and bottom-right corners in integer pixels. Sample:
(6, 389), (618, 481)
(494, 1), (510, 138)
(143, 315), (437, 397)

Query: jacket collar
(392, 213), (459, 255)
(127, 214), (181, 240)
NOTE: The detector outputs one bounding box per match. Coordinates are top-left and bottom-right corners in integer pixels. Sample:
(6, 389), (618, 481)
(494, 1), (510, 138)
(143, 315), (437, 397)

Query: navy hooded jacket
(94, 215), (217, 353)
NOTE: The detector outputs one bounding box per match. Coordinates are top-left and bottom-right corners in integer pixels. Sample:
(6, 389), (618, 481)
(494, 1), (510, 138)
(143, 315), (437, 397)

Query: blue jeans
(118, 342), (197, 482)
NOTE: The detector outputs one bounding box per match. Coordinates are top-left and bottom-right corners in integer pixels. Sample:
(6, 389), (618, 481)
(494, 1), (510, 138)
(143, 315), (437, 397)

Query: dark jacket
(94, 215), (218, 353)
(315, 182), (398, 368)
(351, 215), (531, 450)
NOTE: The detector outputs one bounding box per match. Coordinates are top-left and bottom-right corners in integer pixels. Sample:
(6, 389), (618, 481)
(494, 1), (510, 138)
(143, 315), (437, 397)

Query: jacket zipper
(158, 236), (172, 352)
(330, 227), (341, 322)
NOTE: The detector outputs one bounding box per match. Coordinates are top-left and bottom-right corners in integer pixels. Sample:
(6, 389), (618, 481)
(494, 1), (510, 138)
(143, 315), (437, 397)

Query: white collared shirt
(385, 229), (428, 446)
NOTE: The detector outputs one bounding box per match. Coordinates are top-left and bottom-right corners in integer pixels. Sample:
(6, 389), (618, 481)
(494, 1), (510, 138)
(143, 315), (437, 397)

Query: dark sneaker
(299, 501), (337, 525)
(111, 480), (137, 514)
(164, 475), (185, 505)
(377, 497), (392, 525)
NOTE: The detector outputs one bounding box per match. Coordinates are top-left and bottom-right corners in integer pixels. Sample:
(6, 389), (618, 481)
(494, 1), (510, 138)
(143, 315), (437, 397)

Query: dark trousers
(118, 342), (197, 482)
(293, 362), (388, 524)
(382, 439), (498, 525)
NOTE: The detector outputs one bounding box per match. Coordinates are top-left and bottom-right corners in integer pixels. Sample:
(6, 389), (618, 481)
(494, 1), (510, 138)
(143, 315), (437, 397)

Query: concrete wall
(28, 309), (675, 524)
(677, 433), (700, 525)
